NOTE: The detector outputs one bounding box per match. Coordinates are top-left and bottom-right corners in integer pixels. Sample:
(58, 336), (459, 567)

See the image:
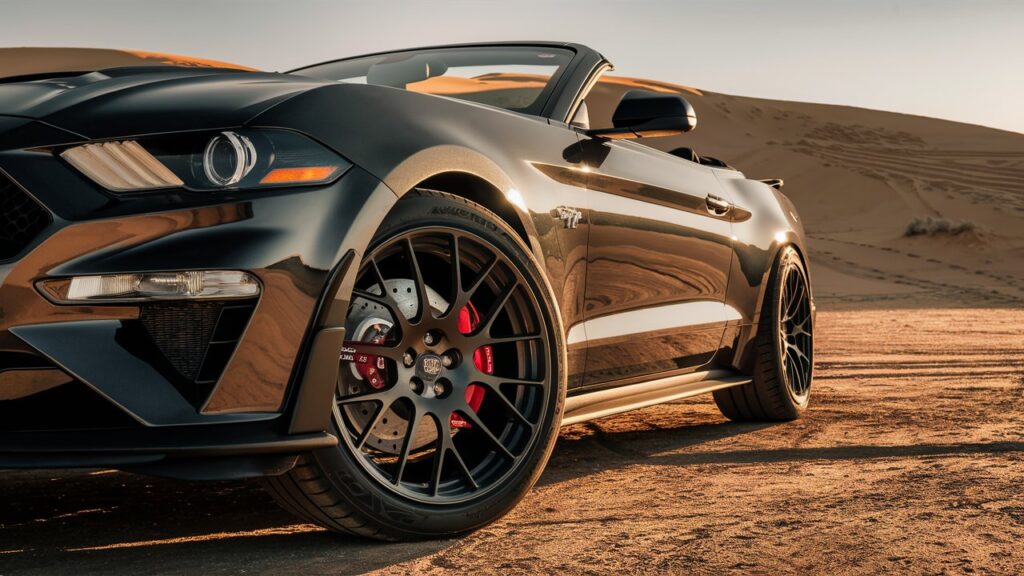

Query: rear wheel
(713, 245), (813, 421)
(265, 191), (565, 540)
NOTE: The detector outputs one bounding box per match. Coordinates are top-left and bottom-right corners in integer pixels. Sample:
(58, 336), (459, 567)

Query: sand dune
(0, 47), (252, 78)
(584, 77), (1024, 309)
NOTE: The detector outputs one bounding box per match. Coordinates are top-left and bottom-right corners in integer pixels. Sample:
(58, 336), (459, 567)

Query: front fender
(250, 82), (557, 274)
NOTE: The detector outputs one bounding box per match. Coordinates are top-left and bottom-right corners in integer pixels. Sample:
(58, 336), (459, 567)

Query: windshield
(293, 46), (574, 116)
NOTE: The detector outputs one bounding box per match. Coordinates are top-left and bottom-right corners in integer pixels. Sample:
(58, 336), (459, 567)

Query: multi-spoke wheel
(778, 255), (813, 403)
(713, 245), (813, 421)
(265, 190), (565, 540)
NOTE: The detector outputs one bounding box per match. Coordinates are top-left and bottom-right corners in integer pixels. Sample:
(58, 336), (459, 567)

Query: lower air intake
(139, 300), (256, 407)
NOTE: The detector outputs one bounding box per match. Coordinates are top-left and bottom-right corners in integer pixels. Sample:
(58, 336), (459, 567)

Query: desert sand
(2, 52), (1023, 574)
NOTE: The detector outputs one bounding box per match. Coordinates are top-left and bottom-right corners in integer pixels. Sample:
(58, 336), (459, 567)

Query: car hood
(0, 67), (327, 141)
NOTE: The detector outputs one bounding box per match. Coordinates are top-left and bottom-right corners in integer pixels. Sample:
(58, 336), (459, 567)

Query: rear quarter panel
(714, 168), (813, 374)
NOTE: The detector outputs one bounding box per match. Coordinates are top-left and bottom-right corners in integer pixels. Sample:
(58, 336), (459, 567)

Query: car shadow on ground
(3, 410), (1023, 575)
(548, 419), (1024, 476)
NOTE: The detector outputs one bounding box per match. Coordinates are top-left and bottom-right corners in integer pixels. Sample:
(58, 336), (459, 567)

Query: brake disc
(343, 279), (447, 454)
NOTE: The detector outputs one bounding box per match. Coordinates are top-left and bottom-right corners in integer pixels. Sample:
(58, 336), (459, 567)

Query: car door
(578, 137), (735, 385)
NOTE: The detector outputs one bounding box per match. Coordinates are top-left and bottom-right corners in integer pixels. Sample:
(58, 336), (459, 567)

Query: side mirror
(588, 90), (697, 139)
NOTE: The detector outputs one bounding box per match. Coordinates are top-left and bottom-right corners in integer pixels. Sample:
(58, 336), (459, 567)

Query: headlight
(61, 140), (185, 192)
(37, 270), (261, 303)
(60, 129), (349, 193)
(203, 131), (258, 187)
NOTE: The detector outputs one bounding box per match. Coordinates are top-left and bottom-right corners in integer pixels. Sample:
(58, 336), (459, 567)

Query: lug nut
(402, 352), (415, 367)
(433, 382), (446, 396)
(424, 331), (439, 346)
(441, 350), (461, 369)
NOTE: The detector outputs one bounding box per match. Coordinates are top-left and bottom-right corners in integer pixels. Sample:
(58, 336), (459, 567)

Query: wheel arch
(412, 171), (531, 248)
(750, 235), (812, 328)
(378, 145), (543, 264)
(726, 235), (813, 377)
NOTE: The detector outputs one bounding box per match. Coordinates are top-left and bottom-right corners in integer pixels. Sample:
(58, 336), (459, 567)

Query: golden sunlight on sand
(0, 47), (255, 78)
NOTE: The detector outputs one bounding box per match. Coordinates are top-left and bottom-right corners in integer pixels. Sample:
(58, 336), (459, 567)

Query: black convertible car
(0, 42), (814, 540)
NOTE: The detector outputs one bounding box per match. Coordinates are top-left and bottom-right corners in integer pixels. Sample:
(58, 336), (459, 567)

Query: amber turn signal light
(259, 166), (339, 185)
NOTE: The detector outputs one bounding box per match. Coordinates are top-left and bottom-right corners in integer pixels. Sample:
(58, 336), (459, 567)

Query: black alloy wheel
(337, 225), (553, 502)
(712, 245), (813, 421)
(264, 190), (565, 540)
(778, 256), (813, 402)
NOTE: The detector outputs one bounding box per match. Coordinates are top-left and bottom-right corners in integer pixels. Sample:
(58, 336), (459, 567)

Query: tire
(265, 190), (566, 540)
(713, 245), (813, 422)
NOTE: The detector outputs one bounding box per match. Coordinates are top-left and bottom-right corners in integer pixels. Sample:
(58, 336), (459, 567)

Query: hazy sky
(2, 0), (1022, 133)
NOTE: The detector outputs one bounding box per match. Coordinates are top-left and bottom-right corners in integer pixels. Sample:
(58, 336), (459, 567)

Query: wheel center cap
(416, 353), (444, 381)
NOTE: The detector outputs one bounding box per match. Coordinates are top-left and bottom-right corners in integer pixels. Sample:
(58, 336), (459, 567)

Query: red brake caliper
(350, 328), (388, 390)
(452, 302), (491, 429)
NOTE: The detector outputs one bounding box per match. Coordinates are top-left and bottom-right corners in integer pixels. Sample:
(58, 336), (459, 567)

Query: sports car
(0, 42), (814, 540)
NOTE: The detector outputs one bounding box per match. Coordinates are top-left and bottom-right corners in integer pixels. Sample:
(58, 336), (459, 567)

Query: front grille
(1, 173), (51, 260)
(139, 300), (256, 406)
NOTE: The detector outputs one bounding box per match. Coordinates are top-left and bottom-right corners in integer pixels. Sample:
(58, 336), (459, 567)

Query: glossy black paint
(0, 41), (811, 477)
(578, 136), (735, 385)
(0, 68), (323, 139)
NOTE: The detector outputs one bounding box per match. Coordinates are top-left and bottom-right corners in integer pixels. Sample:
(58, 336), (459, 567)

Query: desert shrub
(904, 216), (979, 237)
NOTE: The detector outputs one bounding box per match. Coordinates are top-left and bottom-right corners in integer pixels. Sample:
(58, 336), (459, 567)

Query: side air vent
(139, 300), (256, 406)
(1, 172), (51, 260)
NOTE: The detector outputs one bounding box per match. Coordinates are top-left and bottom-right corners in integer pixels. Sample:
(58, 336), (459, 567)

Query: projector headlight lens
(60, 129), (349, 193)
(38, 271), (261, 303)
(203, 131), (258, 187)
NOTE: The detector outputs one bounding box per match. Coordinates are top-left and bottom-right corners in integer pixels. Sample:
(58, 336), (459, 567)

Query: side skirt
(561, 369), (751, 425)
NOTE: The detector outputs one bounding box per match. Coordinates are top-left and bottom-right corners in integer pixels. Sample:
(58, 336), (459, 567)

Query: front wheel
(713, 245), (813, 421)
(264, 190), (566, 540)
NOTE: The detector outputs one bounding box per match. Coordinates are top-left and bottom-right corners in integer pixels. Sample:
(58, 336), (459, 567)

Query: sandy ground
(2, 307), (1023, 575)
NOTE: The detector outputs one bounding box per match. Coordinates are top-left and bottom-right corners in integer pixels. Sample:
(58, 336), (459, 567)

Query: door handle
(705, 194), (732, 215)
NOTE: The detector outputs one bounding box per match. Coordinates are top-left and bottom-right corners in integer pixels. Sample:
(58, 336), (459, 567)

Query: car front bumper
(0, 145), (395, 477)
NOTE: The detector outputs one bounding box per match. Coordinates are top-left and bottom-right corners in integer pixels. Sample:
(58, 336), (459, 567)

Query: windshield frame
(290, 42), (582, 119)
